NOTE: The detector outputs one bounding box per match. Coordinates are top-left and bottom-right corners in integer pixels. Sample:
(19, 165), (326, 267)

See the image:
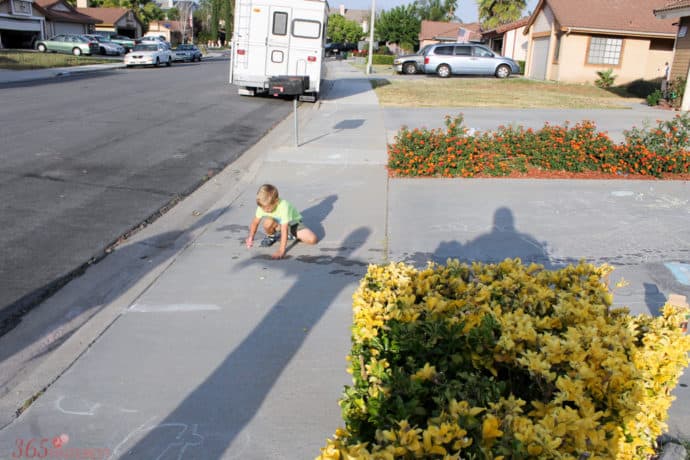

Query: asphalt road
(0, 57), (292, 330)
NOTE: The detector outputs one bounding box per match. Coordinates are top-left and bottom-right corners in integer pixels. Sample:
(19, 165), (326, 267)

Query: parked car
(324, 42), (356, 57)
(110, 35), (135, 53)
(84, 34), (125, 56)
(35, 34), (99, 56)
(393, 45), (432, 75)
(124, 43), (173, 67)
(173, 44), (203, 62)
(137, 35), (172, 50)
(422, 43), (520, 78)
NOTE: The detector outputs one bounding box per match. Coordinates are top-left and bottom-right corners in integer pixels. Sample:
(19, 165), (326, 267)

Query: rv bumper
(268, 76), (310, 96)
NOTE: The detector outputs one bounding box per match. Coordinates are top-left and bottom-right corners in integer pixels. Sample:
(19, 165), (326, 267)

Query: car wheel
(155, 57), (160, 67)
(403, 62), (417, 75)
(496, 64), (511, 79)
(37, 44), (47, 52)
(436, 64), (451, 78)
(100, 46), (106, 55)
(73, 47), (82, 56)
(166, 57), (171, 67)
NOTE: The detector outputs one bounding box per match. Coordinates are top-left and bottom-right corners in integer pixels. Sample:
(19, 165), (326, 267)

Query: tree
(140, 2), (165, 25)
(327, 14), (363, 43)
(414, 0), (458, 21)
(375, 5), (420, 51)
(167, 7), (180, 20)
(478, 0), (527, 29)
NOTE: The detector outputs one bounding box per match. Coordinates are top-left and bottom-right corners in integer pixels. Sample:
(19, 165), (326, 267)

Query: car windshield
(133, 44), (158, 51)
(417, 45), (432, 55)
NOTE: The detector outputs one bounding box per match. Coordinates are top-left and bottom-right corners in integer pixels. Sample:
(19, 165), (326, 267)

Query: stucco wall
(504, 27), (528, 61)
(554, 33), (673, 85)
(532, 6), (553, 34)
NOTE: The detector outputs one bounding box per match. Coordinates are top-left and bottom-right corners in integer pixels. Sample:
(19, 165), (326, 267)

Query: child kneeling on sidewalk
(245, 184), (318, 259)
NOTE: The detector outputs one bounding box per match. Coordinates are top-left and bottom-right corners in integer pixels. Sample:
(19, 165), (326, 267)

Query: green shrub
(516, 60), (525, 75)
(372, 54), (394, 65)
(646, 89), (663, 106)
(595, 68), (617, 88)
(318, 259), (690, 460)
(668, 76), (687, 108)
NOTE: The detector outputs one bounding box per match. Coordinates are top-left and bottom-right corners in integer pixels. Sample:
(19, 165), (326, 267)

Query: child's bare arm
(246, 217), (261, 248)
(272, 223), (290, 259)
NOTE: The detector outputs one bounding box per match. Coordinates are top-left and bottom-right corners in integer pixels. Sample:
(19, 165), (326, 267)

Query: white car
(124, 43), (173, 67)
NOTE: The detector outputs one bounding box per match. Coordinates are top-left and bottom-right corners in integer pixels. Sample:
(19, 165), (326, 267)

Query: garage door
(54, 22), (84, 35)
(530, 37), (550, 80)
(0, 17), (41, 32)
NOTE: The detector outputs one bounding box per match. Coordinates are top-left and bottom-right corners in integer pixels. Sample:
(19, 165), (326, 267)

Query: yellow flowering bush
(317, 259), (690, 459)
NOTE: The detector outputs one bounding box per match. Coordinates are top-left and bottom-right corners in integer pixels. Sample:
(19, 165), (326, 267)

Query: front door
(265, 7), (290, 77)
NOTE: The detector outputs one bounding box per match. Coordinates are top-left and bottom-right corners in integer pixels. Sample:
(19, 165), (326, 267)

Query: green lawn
(350, 61), (644, 109)
(0, 50), (114, 70)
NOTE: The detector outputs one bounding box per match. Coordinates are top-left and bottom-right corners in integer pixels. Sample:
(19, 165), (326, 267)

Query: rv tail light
(237, 49), (246, 55)
(307, 56), (316, 62)
(424, 56), (429, 64)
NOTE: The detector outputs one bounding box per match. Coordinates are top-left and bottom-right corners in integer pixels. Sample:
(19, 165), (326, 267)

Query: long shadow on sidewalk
(115, 227), (371, 458)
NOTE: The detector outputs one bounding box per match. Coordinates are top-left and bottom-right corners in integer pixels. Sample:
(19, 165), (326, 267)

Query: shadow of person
(116, 227), (371, 459)
(644, 282), (668, 316)
(459, 207), (552, 267)
(299, 194), (337, 242)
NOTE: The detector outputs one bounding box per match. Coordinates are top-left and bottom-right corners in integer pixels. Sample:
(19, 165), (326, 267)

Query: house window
(11, 0), (32, 15)
(587, 37), (622, 65)
(272, 12), (288, 36)
(292, 19), (321, 39)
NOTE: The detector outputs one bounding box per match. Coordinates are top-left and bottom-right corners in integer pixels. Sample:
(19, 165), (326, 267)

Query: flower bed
(317, 259), (690, 459)
(387, 113), (690, 179)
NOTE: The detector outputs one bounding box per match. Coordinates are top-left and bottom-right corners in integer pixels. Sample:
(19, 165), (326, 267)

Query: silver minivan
(422, 43), (520, 78)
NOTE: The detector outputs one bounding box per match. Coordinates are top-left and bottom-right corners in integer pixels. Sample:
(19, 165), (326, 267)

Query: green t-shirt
(255, 199), (302, 226)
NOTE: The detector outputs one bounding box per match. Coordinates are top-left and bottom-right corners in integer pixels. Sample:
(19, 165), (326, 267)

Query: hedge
(317, 259), (690, 459)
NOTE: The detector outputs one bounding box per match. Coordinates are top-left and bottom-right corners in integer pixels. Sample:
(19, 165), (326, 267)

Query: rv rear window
(292, 19), (321, 39)
(273, 11), (288, 35)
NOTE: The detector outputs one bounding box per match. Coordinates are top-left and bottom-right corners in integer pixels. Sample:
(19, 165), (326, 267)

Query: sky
(335, 0), (539, 24)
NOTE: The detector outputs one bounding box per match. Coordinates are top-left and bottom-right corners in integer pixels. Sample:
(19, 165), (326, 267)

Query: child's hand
(271, 250), (285, 259)
(245, 236), (253, 248)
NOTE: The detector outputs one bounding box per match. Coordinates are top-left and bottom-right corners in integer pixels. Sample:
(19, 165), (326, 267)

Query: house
(418, 20), (482, 49)
(481, 17), (529, 61)
(0, 0), (97, 48)
(34, 0), (100, 37)
(335, 4), (370, 34)
(148, 19), (192, 45)
(654, 0), (690, 110)
(0, 0), (45, 48)
(75, 6), (143, 38)
(523, 0), (677, 84)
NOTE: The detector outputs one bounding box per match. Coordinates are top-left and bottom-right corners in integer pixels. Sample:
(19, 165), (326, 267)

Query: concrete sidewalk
(0, 60), (688, 459)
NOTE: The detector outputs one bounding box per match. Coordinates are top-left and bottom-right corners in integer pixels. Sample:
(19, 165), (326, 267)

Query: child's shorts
(289, 221), (306, 238)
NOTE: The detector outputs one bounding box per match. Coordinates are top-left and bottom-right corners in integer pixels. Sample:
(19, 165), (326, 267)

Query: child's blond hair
(256, 184), (279, 208)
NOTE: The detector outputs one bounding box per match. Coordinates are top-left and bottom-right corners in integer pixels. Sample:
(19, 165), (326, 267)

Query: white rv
(229, 0), (328, 102)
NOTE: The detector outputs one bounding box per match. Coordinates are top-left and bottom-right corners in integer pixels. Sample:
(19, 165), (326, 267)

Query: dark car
(324, 42), (357, 57)
(173, 44), (203, 62)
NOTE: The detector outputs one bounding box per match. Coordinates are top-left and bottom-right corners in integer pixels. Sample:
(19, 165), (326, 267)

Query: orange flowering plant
(387, 113), (690, 179)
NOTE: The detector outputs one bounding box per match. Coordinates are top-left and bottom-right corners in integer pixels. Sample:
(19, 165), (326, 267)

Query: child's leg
(262, 218), (279, 236)
(293, 223), (318, 245)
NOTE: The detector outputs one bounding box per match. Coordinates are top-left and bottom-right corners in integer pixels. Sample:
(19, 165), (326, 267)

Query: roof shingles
(543, 0), (676, 35)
